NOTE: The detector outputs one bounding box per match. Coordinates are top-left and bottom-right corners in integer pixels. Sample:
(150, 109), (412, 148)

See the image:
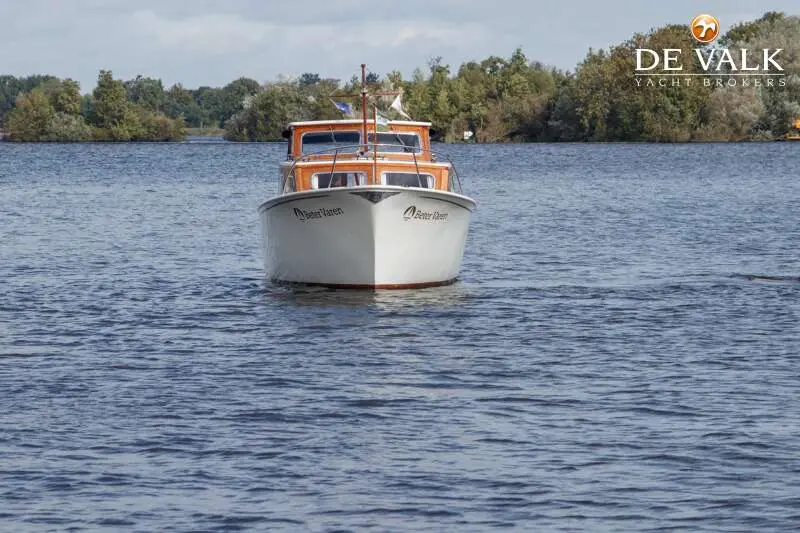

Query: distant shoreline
(1, 136), (796, 145)
(1, 127), (797, 144)
(0, 127), (226, 143)
(185, 127), (226, 137)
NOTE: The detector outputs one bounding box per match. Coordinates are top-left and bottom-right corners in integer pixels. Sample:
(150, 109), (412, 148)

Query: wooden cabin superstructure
(279, 119), (462, 195)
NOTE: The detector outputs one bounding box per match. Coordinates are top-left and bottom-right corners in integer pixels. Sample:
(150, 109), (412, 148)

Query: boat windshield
(311, 172), (367, 189)
(301, 131), (360, 155)
(368, 133), (420, 153)
(381, 172), (434, 188)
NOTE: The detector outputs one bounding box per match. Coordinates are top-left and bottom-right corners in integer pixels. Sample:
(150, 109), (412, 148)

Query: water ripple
(1, 142), (798, 532)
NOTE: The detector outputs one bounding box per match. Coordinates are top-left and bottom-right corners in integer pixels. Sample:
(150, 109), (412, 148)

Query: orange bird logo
(691, 14), (720, 43)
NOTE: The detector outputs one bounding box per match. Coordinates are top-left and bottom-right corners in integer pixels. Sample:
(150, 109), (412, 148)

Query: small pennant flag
(331, 99), (353, 116)
(375, 109), (389, 132)
(389, 93), (411, 120)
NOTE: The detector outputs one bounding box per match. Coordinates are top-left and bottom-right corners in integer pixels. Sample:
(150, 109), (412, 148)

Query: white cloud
(130, 10), (276, 55)
(0, 0), (797, 91)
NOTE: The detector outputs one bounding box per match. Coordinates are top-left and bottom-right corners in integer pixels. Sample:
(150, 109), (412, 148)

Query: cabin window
(368, 133), (420, 153)
(381, 172), (435, 188)
(311, 172), (367, 189)
(301, 131), (360, 155)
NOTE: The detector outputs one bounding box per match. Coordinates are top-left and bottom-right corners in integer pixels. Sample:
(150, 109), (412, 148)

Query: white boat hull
(258, 186), (475, 288)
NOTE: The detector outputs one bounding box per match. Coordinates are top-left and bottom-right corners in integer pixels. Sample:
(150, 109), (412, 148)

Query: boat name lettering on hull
(402, 205), (448, 222)
(294, 207), (344, 221)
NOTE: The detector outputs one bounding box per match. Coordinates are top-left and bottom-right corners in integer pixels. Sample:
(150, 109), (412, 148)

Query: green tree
(135, 106), (186, 141)
(225, 83), (308, 141)
(45, 112), (93, 142)
(0, 74), (58, 128)
(6, 88), (55, 141)
(6, 79), (93, 141)
(193, 86), (224, 127)
(733, 14), (800, 137)
(721, 12), (785, 46)
(0, 75), (23, 128)
(90, 70), (141, 140)
(46, 79), (82, 115)
(695, 87), (764, 140)
(298, 73), (321, 86)
(547, 77), (581, 140)
(219, 77), (261, 125)
(124, 75), (165, 112)
(164, 83), (209, 127)
(565, 25), (713, 142)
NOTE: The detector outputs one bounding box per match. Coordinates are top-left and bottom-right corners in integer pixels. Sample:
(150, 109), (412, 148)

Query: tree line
(1, 72), (183, 142)
(1, 11), (798, 143)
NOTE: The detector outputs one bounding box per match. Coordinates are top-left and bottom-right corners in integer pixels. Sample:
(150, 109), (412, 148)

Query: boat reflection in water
(263, 282), (476, 311)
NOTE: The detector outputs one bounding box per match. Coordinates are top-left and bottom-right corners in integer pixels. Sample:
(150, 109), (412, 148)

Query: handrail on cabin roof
(287, 119), (433, 128)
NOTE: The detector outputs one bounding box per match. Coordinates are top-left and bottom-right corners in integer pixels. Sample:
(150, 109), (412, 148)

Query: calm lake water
(1, 142), (798, 532)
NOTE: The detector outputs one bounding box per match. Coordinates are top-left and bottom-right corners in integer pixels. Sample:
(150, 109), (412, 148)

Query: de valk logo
(634, 14), (786, 88)
(691, 14), (720, 44)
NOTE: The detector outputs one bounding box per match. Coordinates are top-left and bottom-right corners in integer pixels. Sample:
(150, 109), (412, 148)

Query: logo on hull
(402, 205), (448, 222)
(294, 206), (344, 221)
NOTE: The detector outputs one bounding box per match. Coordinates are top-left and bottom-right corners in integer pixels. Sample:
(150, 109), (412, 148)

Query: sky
(1, 0), (797, 92)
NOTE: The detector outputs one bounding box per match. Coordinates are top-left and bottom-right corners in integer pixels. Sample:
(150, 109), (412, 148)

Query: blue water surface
(1, 141), (798, 532)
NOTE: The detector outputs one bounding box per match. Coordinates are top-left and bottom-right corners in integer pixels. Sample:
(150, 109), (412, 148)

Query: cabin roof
(288, 119), (432, 128)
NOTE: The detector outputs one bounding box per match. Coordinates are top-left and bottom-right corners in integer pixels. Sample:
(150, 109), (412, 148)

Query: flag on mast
(330, 99), (354, 117)
(389, 93), (411, 120)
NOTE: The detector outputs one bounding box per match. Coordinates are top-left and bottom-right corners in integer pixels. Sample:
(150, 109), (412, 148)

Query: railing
(279, 143), (465, 195)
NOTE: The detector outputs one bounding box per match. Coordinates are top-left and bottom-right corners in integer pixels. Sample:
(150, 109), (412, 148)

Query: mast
(360, 64), (368, 155)
(373, 105), (378, 182)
